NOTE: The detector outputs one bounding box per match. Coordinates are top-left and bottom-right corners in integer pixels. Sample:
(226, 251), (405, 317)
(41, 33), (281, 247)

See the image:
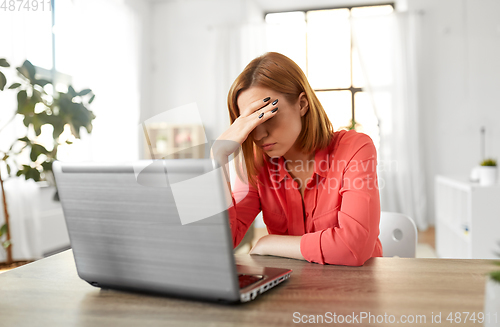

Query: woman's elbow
(321, 245), (373, 266)
(322, 254), (368, 266)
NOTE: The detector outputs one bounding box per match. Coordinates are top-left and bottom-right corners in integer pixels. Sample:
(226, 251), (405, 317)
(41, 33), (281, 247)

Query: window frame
(34, 0), (72, 87)
(264, 2), (394, 129)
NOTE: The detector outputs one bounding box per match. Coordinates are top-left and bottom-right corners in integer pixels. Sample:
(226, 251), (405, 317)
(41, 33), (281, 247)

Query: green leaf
(32, 117), (43, 136)
(8, 82), (21, 89)
(17, 165), (41, 182)
(52, 121), (65, 140)
(65, 140), (73, 145)
(23, 115), (31, 127)
(34, 79), (50, 87)
(68, 122), (81, 138)
(41, 161), (53, 172)
(2, 240), (11, 249)
(481, 158), (497, 167)
(0, 71), (6, 91)
(68, 85), (77, 97)
(32, 89), (43, 103)
(28, 167), (41, 182)
(18, 136), (31, 143)
(19, 60), (36, 82)
(17, 90), (29, 113)
(77, 89), (92, 96)
(30, 143), (49, 162)
(2, 154), (8, 161)
(89, 94), (95, 104)
(37, 112), (59, 126)
(85, 123), (93, 134)
(57, 93), (73, 115)
(6, 163), (11, 176)
(0, 223), (7, 237)
(0, 58), (10, 67)
(490, 271), (500, 283)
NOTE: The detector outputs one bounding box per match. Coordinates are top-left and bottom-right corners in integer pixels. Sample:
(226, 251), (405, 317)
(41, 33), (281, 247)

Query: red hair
(227, 52), (334, 187)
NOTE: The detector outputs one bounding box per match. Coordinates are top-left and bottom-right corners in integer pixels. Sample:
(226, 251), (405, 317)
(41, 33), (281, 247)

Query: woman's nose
(252, 124), (268, 143)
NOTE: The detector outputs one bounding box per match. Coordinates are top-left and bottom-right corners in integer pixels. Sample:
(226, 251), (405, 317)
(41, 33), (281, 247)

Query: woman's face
(237, 85), (309, 158)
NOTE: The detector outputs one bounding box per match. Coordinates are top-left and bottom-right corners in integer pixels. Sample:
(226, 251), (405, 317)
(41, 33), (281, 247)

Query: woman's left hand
(249, 236), (266, 255)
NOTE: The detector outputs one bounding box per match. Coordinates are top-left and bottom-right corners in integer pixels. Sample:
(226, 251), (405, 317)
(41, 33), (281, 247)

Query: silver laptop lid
(53, 159), (240, 302)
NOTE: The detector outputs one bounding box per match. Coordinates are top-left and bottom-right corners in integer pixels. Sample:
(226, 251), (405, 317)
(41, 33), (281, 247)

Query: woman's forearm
(249, 234), (305, 261)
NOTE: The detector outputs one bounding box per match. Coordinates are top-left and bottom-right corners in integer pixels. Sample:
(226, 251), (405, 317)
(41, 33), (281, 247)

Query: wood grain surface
(0, 250), (498, 327)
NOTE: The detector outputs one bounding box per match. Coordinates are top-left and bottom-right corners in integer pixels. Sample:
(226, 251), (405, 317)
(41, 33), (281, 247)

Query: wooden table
(0, 250), (497, 326)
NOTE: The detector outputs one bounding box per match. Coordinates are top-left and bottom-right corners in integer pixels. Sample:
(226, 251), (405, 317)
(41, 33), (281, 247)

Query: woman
(212, 52), (382, 266)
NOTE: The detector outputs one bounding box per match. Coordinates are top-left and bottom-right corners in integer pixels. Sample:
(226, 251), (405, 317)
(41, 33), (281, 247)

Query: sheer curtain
(212, 22), (266, 227)
(0, 0), (142, 261)
(352, 12), (428, 230)
(55, 0), (141, 163)
(213, 23), (266, 139)
(0, 179), (42, 261)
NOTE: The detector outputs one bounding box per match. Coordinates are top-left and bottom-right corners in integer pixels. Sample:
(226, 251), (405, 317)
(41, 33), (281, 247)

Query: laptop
(52, 159), (292, 303)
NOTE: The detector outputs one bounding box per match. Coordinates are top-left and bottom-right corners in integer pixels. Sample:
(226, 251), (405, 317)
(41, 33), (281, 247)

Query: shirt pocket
(312, 206), (340, 231)
(262, 209), (288, 234)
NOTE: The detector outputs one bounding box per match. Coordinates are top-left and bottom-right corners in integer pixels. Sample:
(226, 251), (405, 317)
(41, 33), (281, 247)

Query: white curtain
(54, 0), (141, 163)
(0, 178), (42, 261)
(212, 23), (266, 139)
(0, 0), (143, 261)
(352, 12), (428, 230)
(212, 22), (266, 227)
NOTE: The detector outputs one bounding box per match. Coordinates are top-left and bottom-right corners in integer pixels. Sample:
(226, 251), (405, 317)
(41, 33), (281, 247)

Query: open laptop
(52, 159), (291, 303)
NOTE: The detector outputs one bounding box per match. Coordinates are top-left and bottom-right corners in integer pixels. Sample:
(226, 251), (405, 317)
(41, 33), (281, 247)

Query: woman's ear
(298, 92), (309, 117)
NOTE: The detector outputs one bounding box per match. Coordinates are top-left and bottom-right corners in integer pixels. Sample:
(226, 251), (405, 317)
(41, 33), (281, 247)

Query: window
(12, 0), (78, 160)
(265, 4), (394, 149)
(19, 0), (73, 88)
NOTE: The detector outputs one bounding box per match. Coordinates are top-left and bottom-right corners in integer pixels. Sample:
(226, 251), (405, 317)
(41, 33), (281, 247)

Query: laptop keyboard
(238, 274), (264, 289)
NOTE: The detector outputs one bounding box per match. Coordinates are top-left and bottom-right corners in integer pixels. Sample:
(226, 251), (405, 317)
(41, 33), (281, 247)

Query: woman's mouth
(261, 143), (277, 151)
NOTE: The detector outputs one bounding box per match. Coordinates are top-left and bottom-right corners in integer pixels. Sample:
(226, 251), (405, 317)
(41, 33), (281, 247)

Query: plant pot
(479, 166), (497, 186)
(470, 166), (481, 183)
(484, 276), (500, 326)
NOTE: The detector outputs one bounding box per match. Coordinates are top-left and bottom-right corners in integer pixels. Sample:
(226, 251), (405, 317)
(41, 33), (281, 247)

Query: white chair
(379, 211), (418, 258)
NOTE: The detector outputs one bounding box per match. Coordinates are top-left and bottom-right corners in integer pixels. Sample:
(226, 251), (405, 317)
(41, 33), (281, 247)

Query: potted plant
(484, 247), (500, 327)
(0, 58), (96, 268)
(479, 158), (498, 186)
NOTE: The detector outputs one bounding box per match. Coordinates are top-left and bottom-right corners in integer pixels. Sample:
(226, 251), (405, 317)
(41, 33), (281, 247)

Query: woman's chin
(265, 150), (284, 159)
(261, 144), (289, 158)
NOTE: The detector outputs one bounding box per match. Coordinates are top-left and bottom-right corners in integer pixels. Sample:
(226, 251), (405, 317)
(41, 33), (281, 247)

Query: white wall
(147, 0), (263, 143)
(407, 0), (500, 224)
(144, 0), (399, 145)
(144, 0), (500, 226)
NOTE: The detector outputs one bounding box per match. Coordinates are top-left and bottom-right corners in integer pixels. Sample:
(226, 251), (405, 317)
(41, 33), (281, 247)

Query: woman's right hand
(211, 96), (279, 161)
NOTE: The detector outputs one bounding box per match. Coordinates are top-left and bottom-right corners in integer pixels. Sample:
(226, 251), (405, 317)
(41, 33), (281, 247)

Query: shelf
(143, 124), (206, 160)
(436, 218), (470, 243)
(435, 175), (500, 259)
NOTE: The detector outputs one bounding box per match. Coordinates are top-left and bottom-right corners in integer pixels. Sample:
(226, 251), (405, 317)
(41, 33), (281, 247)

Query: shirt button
(306, 212), (309, 218)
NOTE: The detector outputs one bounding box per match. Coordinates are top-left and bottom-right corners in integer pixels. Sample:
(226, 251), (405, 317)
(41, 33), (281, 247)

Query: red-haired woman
(212, 52), (382, 266)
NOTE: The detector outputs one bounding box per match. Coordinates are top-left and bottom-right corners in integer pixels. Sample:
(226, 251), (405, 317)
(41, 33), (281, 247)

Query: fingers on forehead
(240, 97), (272, 116)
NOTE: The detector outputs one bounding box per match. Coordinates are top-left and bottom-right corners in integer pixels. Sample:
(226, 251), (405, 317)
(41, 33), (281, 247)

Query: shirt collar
(269, 156), (287, 183)
(313, 146), (330, 178)
(269, 148), (331, 183)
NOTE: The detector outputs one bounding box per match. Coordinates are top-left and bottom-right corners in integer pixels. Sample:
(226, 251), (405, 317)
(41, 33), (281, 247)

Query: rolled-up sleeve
(228, 174), (261, 248)
(300, 134), (381, 266)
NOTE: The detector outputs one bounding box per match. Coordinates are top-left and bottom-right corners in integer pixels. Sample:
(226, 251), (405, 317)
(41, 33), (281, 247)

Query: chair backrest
(379, 211), (418, 258)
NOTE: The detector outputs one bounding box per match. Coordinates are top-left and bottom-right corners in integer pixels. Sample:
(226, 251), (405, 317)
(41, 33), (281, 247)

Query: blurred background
(0, 0), (499, 265)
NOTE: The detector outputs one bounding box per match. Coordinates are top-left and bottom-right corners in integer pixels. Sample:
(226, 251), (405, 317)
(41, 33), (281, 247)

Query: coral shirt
(228, 129), (383, 266)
